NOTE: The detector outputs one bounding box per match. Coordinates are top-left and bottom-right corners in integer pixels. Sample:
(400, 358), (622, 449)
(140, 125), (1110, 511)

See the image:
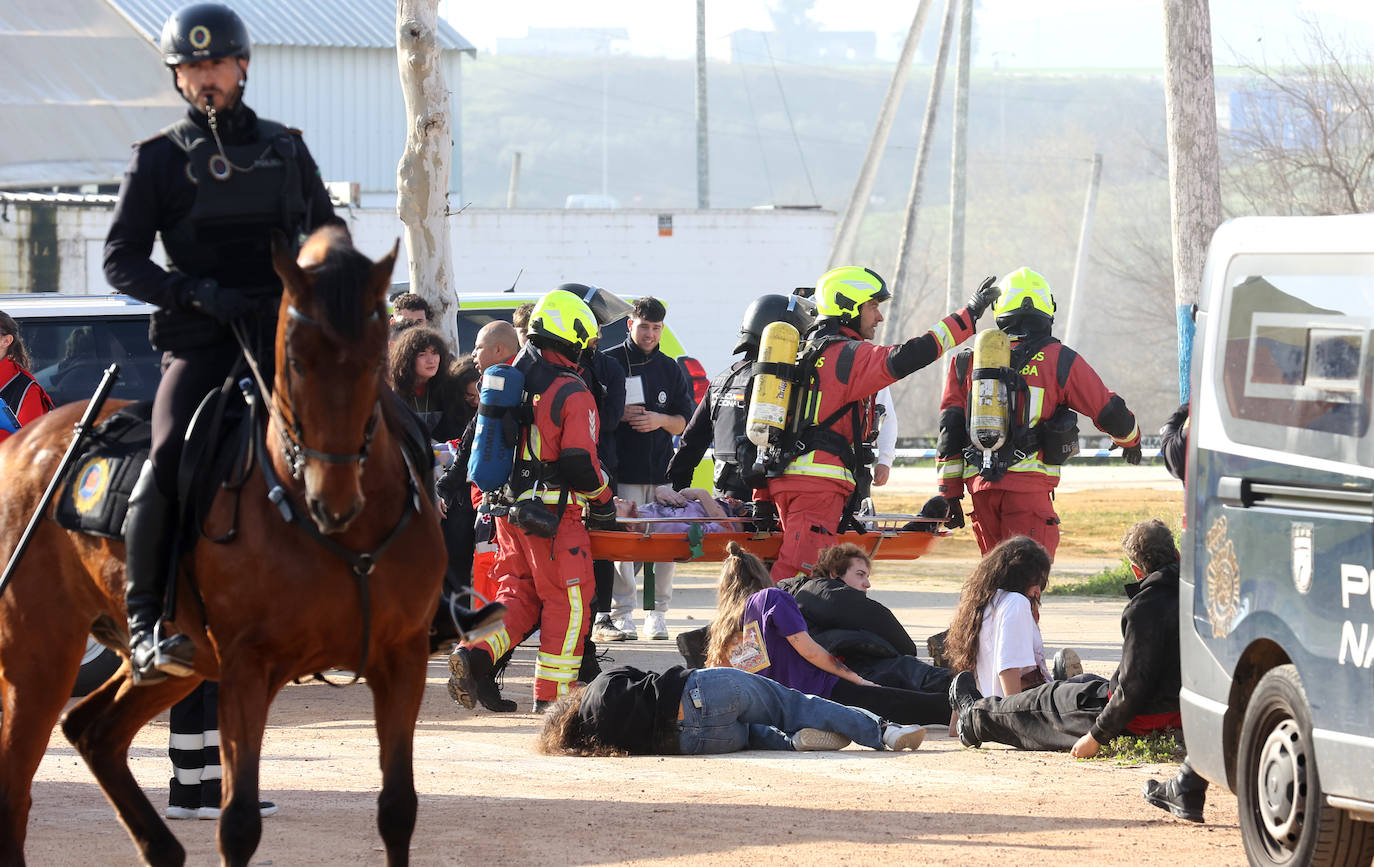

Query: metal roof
(106, 0), (475, 53)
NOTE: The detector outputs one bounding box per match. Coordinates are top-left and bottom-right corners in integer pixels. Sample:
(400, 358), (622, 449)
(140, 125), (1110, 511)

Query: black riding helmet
(161, 3), (251, 65)
(556, 282), (633, 328)
(733, 293), (818, 355)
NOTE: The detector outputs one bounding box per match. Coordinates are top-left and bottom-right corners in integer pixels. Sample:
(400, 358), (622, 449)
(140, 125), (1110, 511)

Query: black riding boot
(125, 461), (195, 685)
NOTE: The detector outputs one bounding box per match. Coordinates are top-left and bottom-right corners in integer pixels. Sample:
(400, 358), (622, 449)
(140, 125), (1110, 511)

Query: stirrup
(450, 590), (506, 645)
(151, 621), (196, 678)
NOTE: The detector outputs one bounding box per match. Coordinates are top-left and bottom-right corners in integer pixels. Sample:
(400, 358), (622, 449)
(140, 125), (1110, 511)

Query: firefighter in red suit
(768, 266), (1001, 582)
(447, 290), (617, 713)
(936, 267), (1142, 560)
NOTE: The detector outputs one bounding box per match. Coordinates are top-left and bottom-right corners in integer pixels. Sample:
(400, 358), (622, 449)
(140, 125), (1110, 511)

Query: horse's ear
(369, 239), (401, 302)
(272, 230), (306, 299)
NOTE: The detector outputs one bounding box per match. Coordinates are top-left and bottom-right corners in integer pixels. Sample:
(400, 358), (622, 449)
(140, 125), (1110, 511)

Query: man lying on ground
(947, 519), (1182, 755)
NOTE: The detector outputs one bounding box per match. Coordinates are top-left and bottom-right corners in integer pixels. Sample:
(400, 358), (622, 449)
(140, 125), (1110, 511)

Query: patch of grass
(1046, 560), (1133, 596)
(1087, 730), (1187, 765)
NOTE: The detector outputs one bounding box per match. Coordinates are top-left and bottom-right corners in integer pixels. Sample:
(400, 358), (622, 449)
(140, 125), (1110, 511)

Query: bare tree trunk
(1163, 0), (1221, 403)
(945, 0), (973, 312)
(396, 0), (456, 349)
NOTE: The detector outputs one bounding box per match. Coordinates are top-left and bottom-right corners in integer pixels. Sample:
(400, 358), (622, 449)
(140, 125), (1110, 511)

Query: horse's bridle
(274, 304), (381, 480)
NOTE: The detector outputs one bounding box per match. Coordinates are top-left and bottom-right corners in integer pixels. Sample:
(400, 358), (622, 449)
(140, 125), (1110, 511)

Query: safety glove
(1121, 443), (1143, 465)
(185, 278), (255, 324)
(943, 496), (965, 529)
(585, 499), (618, 531)
(964, 276), (1001, 321)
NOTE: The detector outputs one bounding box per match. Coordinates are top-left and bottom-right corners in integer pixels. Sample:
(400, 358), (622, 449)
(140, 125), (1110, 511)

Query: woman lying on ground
(538, 664), (927, 756)
(705, 541), (950, 726)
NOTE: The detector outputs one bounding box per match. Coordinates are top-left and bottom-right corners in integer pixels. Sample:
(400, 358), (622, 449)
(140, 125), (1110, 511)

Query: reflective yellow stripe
(929, 320), (957, 354)
(1111, 423), (1140, 446)
(937, 458), (964, 479)
(781, 450), (854, 484)
(560, 585), (583, 658)
(1026, 386), (1045, 426)
(519, 488), (591, 509)
(479, 627), (512, 660)
(1007, 459), (1061, 478)
(536, 651), (583, 693)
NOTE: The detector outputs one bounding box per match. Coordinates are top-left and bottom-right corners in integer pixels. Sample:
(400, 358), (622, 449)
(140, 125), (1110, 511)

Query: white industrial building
(1, 0), (474, 206)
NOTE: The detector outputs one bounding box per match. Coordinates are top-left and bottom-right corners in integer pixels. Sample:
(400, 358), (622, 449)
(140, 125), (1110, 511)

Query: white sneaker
(614, 617), (638, 641)
(593, 615), (629, 643)
(196, 801), (278, 820)
(165, 805), (198, 820)
(642, 611), (669, 640)
(881, 723), (927, 751)
(792, 728), (851, 751)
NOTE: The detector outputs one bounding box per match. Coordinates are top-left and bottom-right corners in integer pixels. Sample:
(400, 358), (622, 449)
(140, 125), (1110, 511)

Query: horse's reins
(231, 312), (422, 685)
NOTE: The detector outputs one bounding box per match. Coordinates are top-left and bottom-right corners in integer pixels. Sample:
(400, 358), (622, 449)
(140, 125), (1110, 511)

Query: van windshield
(19, 316), (162, 407)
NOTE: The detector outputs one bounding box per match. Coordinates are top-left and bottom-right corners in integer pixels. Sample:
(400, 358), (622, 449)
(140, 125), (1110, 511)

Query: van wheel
(72, 636), (122, 698)
(1237, 665), (1374, 866)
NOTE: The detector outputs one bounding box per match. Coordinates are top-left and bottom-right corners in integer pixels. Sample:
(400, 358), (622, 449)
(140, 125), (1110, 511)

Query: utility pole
(887, 0), (958, 343)
(1063, 153), (1103, 348)
(1163, 0), (1221, 402)
(506, 151), (522, 208)
(946, 0), (973, 312)
(695, 0), (709, 209)
(828, 0), (936, 268)
(601, 46), (609, 197)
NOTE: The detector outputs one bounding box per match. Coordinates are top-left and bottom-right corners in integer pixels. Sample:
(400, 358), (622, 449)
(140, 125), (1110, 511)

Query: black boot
(447, 646), (516, 712)
(125, 462), (194, 685)
(1142, 762), (1207, 822)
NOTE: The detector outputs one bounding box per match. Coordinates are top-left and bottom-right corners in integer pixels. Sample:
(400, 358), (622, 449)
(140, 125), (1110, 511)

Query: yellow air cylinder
(746, 320), (801, 449)
(969, 329), (1012, 452)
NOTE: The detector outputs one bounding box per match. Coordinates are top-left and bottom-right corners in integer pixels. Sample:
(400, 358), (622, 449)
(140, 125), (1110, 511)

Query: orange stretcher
(588, 514), (946, 563)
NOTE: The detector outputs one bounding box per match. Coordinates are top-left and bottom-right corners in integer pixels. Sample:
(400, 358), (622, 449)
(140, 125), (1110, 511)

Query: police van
(1180, 214), (1374, 865)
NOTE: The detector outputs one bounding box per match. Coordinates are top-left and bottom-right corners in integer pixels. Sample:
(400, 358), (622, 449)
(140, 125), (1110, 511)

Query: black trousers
(829, 678), (951, 726)
(151, 345), (240, 496)
(441, 498), (476, 601)
(966, 674), (1110, 750)
(860, 655), (953, 696)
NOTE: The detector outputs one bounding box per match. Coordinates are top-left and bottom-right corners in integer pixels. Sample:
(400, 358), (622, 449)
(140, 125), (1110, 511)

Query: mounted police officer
(766, 267), (1000, 582)
(102, 3), (341, 684)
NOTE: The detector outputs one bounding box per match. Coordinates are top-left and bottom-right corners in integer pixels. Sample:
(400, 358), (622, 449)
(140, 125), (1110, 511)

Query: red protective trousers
(769, 484), (846, 583)
(468, 515), (592, 702)
(968, 488), (1061, 560)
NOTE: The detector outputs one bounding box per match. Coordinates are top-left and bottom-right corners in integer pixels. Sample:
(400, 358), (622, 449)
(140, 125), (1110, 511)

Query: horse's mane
(308, 234), (378, 344)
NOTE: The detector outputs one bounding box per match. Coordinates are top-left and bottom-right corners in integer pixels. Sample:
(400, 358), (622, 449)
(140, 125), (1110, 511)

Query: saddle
(55, 380), (253, 547)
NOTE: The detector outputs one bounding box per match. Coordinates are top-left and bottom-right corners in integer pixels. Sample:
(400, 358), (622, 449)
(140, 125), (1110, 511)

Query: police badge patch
(1291, 522), (1314, 595)
(1204, 515), (1241, 638)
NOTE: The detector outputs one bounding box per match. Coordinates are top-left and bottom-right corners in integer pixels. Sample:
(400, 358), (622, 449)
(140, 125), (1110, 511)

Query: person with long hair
(778, 544), (951, 695)
(706, 542), (949, 727)
(388, 326), (468, 442)
(944, 536), (1053, 696)
(0, 311), (55, 443)
(948, 521), (1184, 756)
(537, 664), (927, 756)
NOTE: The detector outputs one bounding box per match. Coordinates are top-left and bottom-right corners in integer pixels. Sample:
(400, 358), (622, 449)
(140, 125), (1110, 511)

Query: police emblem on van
(1291, 523), (1314, 595)
(1204, 516), (1240, 638)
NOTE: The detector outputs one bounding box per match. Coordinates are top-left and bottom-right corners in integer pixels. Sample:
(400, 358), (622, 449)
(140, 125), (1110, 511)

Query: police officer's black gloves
(185, 278), (254, 325)
(586, 499), (618, 531)
(1122, 443), (1143, 465)
(964, 276), (1001, 321)
(943, 496), (965, 529)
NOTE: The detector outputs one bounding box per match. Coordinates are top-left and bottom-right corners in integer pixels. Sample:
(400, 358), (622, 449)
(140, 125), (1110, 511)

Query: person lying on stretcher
(612, 485), (751, 534)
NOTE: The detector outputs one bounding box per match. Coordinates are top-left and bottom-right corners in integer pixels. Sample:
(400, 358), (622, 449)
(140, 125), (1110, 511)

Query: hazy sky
(439, 0), (1374, 68)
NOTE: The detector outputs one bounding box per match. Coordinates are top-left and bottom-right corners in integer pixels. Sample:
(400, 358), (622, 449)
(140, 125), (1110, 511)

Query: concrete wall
(0, 202), (835, 375)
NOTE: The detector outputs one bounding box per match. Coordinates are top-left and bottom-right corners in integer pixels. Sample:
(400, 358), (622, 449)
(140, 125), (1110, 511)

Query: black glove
(944, 496), (965, 529)
(185, 278), (254, 324)
(585, 499), (618, 531)
(1122, 443), (1143, 466)
(965, 275), (1001, 321)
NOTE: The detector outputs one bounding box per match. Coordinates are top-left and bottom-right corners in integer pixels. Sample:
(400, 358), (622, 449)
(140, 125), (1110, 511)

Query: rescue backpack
(951, 333), (1080, 482)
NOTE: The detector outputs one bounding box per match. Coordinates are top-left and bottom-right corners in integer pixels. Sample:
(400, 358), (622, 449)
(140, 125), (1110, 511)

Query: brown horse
(0, 227), (446, 866)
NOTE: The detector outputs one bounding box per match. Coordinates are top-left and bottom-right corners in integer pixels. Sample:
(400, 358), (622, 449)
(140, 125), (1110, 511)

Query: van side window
(1218, 268), (1372, 464)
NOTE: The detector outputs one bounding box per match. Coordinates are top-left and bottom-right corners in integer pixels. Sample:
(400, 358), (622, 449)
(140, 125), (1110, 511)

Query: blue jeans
(677, 668), (884, 754)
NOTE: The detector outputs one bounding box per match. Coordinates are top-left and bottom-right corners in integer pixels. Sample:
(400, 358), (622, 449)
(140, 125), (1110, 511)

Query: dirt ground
(20, 468), (1245, 866)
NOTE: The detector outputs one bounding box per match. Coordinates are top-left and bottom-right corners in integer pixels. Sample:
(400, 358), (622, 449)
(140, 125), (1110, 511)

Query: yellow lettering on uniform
(1032, 351), (1045, 362)
(815, 357), (825, 368)
(1020, 364), (1039, 377)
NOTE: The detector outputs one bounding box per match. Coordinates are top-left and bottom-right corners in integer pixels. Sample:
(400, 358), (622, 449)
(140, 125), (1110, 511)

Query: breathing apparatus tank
(968, 329), (1012, 464)
(468, 363), (525, 493)
(745, 320), (801, 449)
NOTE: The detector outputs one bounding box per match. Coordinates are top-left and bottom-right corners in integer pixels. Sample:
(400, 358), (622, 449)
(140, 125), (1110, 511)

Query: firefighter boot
(447, 646), (517, 712)
(125, 461), (194, 685)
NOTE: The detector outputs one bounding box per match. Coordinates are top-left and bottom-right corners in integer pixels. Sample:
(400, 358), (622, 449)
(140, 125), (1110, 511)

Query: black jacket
(605, 338), (696, 485)
(1090, 561), (1182, 743)
(1160, 402), (1189, 482)
(574, 665), (692, 755)
(777, 575), (921, 659)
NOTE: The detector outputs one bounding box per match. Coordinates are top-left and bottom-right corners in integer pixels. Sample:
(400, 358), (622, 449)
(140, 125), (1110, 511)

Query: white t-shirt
(974, 589), (1048, 698)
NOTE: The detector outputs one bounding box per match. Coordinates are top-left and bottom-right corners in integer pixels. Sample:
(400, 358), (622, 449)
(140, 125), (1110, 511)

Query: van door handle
(1218, 475), (1374, 514)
